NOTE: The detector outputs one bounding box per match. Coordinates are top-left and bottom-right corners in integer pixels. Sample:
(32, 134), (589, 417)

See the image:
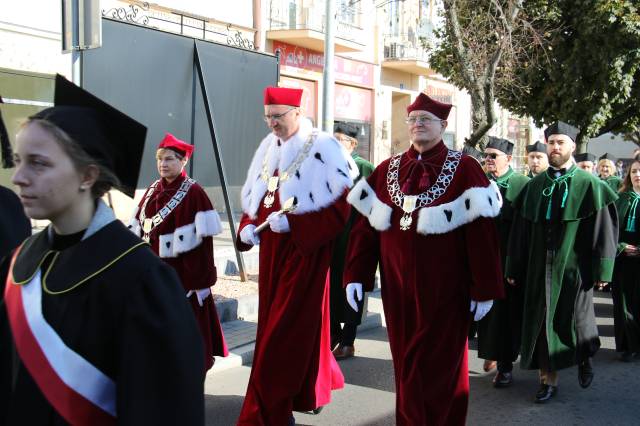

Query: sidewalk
(210, 220), (384, 373)
(211, 290), (384, 373)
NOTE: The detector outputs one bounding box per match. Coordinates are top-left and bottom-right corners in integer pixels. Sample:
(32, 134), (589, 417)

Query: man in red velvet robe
(236, 87), (356, 425)
(129, 134), (228, 372)
(344, 94), (505, 425)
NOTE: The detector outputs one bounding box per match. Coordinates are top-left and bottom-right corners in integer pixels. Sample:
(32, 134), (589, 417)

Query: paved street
(205, 293), (640, 425)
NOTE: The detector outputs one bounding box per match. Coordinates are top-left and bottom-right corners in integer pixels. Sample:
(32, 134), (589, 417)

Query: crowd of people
(0, 76), (638, 425)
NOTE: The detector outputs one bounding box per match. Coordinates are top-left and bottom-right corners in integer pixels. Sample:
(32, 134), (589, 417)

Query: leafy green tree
(500, 0), (640, 145)
(431, 0), (640, 148)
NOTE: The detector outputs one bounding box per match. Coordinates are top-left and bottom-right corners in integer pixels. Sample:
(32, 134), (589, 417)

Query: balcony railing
(383, 35), (431, 62)
(268, 0), (364, 45)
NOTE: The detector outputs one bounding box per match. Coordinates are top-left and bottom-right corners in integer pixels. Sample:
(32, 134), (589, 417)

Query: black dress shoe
(312, 406), (323, 415)
(534, 384), (557, 403)
(493, 371), (513, 388)
(578, 359), (594, 388)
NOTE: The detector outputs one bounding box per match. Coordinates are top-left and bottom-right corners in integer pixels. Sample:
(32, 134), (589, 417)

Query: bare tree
(431, 0), (554, 149)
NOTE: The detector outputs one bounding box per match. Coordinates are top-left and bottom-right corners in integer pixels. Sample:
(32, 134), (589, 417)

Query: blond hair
(597, 159), (616, 174)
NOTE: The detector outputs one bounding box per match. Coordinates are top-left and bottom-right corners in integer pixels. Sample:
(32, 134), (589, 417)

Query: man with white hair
(477, 137), (529, 389)
(236, 87), (356, 425)
(344, 93), (504, 425)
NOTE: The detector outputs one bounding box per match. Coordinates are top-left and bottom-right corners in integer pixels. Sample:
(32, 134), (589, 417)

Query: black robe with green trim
(601, 175), (622, 193)
(0, 208), (205, 425)
(611, 191), (640, 353)
(477, 168), (529, 362)
(505, 165), (618, 371)
(330, 153), (375, 325)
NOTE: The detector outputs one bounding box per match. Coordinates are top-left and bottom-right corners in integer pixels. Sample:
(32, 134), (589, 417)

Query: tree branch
(596, 106), (638, 136)
(443, 0), (478, 90)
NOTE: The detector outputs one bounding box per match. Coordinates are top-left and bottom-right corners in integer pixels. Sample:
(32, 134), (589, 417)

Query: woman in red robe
(130, 134), (228, 372)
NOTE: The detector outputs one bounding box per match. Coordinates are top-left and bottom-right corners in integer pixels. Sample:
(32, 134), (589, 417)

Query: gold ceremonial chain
(261, 131), (317, 208)
(386, 149), (462, 231)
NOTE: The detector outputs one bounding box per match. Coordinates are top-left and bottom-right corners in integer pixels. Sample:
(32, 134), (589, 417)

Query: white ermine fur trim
(158, 210), (220, 258)
(195, 210), (223, 237)
(241, 118), (356, 218)
(127, 207), (141, 237)
(347, 179), (393, 231)
(159, 223), (199, 258)
(416, 181), (502, 235)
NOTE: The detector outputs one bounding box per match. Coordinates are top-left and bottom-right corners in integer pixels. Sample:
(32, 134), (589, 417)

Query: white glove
(346, 283), (363, 312)
(240, 224), (260, 246)
(267, 212), (290, 233)
(186, 288), (212, 307)
(470, 299), (493, 321)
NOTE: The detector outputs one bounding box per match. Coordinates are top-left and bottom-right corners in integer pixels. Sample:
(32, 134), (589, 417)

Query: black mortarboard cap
(525, 141), (547, 154)
(486, 136), (514, 155)
(599, 153), (618, 163)
(334, 122), (358, 139)
(31, 75), (146, 197)
(544, 121), (579, 142)
(575, 153), (596, 163)
(0, 95), (15, 169)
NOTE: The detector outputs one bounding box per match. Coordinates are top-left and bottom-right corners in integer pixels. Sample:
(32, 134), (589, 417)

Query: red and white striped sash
(4, 254), (117, 425)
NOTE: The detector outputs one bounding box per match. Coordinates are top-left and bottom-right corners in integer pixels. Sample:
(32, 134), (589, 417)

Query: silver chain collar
(387, 149), (462, 210)
(139, 177), (196, 241)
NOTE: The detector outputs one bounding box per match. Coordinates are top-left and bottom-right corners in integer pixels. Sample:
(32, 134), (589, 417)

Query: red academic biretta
(158, 133), (194, 159)
(264, 86), (303, 107)
(407, 93), (452, 120)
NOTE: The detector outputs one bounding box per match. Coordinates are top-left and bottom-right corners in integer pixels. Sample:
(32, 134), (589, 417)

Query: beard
(549, 151), (572, 168)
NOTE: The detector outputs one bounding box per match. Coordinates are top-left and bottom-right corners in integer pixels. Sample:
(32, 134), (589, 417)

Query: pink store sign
(335, 84), (372, 122)
(273, 41), (374, 88)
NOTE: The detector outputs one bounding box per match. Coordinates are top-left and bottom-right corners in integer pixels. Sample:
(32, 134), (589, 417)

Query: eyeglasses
(263, 108), (296, 122)
(405, 116), (443, 125)
(484, 153), (506, 160)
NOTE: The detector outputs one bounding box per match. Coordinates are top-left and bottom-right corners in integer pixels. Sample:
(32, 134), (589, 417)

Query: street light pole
(322, 0), (335, 133)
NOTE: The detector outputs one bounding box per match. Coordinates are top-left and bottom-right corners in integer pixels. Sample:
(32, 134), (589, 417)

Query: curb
(215, 293), (259, 323)
(212, 310), (384, 373)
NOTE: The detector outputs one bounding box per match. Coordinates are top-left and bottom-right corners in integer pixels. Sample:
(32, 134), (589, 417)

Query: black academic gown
(0, 206), (205, 425)
(330, 154), (374, 327)
(612, 191), (640, 353)
(477, 169), (529, 363)
(0, 185), (31, 259)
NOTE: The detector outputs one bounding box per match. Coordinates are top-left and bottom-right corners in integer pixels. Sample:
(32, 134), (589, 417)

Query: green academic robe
(601, 175), (622, 193)
(505, 165), (618, 371)
(611, 191), (640, 353)
(330, 153), (375, 324)
(477, 168), (529, 362)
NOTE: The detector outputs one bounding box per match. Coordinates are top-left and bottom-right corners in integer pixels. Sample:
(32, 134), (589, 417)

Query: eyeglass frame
(405, 115), (444, 125)
(263, 107), (297, 123)
(483, 152), (507, 160)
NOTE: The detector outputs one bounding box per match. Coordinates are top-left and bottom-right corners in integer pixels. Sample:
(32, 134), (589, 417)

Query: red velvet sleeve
(236, 213), (258, 252)
(464, 216), (505, 301)
(342, 212), (380, 292)
(286, 191), (351, 256)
